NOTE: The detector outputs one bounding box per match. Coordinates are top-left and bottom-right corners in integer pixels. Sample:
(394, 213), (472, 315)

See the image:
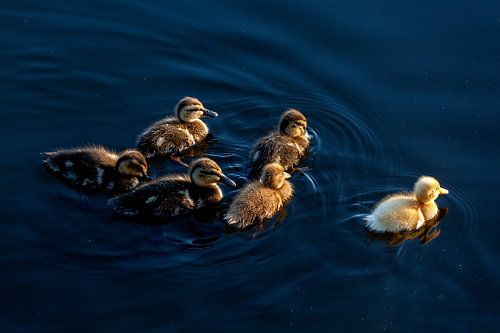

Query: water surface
(1, 1), (499, 331)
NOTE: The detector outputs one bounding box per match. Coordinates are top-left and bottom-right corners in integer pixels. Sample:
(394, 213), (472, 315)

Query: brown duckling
(42, 146), (149, 195)
(137, 96), (218, 159)
(225, 163), (293, 229)
(249, 108), (309, 179)
(109, 158), (236, 218)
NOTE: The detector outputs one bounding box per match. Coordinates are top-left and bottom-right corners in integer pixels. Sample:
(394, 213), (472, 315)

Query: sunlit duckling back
(109, 157), (236, 218)
(137, 96), (218, 159)
(249, 108), (309, 179)
(365, 176), (449, 233)
(225, 163), (293, 229)
(42, 146), (149, 195)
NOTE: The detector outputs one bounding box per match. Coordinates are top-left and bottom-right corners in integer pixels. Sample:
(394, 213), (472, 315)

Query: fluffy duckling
(109, 158), (236, 218)
(42, 146), (149, 195)
(365, 176), (449, 233)
(225, 163), (293, 229)
(368, 208), (448, 246)
(249, 108), (309, 179)
(137, 96), (218, 159)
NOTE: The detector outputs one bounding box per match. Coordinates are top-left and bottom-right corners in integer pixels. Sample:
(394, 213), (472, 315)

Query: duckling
(365, 176), (449, 233)
(225, 163), (293, 229)
(249, 108), (309, 179)
(109, 158), (236, 218)
(137, 96), (218, 160)
(42, 146), (149, 195)
(367, 208), (448, 246)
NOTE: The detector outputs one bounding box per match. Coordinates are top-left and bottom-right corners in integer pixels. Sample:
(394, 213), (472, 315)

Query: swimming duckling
(137, 96), (218, 159)
(42, 146), (149, 195)
(367, 208), (448, 246)
(249, 108), (309, 179)
(109, 158), (236, 218)
(225, 163), (293, 229)
(365, 176), (449, 233)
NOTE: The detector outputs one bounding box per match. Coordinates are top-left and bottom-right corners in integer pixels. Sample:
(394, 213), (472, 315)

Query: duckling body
(365, 176), (449, 233)
(225, 163), (293, 229)
(42, 146), (148, 195)
(249, 109), (309, 179)
(109, 158), (236, 218)
(137, 97), (218, 159)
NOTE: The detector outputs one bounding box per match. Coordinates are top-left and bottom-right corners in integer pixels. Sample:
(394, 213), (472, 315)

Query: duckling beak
(284, 172), (291, 179)
(440, 187), (449, 195)
(219, 173), (237, 187)
(202, 108), (218, 118)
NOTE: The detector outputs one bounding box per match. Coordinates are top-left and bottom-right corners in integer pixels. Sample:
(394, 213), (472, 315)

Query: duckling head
(260, 163), (291, 190)
(190, 158), (236, 188)
(414, 176), (449, 204)
(279, 108), (307, 138)
(175, 96), (218, 123)
(116, 150), (149, 179)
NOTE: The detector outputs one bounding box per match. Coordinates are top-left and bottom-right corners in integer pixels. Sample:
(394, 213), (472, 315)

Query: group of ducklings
(42, 97), (303, 229)
(42, 96), (449, 234)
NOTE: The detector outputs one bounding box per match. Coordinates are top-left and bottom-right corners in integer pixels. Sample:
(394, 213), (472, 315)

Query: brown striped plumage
(137, 97), (218, 159)
(109, 158), (236, 218)
(249, 109), (309, 179)
(42, 146), (148, 195)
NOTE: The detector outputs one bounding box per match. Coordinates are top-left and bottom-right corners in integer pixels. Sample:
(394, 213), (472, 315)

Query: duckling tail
(40, 152), (54, 159)
(41, 153), (59, 173)
(364, 214), (379, 232)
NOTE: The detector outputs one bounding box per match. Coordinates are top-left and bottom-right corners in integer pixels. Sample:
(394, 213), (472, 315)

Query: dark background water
(1, 0), (499, 331)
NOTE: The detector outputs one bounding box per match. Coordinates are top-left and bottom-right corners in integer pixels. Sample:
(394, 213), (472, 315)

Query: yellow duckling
(225, 163), (293, 229)
(42, 146), (149, 195)
(365, 176), (449, 233)
(249, 108), (309, 179)
(137, 96), (218, 160)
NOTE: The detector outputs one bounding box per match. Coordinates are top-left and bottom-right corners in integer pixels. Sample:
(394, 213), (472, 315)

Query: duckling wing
(137, 119), (196, 157)
(111, 177), (141, 195)
(249, 134), (304, 179)
(366, 195), (421, 232)
(249, 134), (280, 178)
(109, 177), (195, 217)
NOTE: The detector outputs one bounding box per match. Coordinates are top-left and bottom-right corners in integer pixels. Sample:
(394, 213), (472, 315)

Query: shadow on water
(365, 208), (449, 246)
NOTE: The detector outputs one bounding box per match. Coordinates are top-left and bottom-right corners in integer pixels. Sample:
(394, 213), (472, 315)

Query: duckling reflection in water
(225, 163), (293, 230)
(109, 158), (236, 219)
(365, 176), (449, 233)
(137, 96), (218, 165)
(249, 109), (309, 179)
(42, 146), (149, 195)
(366, 208), (448, 246)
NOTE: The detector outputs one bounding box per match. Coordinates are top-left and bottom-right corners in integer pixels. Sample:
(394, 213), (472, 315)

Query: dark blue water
(1, 1), (499, 331)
